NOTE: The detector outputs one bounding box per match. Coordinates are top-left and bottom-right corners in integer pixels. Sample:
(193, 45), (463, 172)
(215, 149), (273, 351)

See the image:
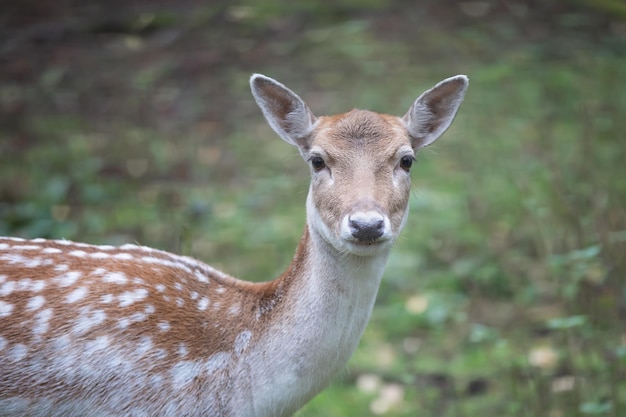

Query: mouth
(342, 237), (392, 255)
(352, 239), (383, 246)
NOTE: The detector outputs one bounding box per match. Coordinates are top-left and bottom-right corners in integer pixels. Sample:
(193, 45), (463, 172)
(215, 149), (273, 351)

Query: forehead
(312, 109), (409, 156)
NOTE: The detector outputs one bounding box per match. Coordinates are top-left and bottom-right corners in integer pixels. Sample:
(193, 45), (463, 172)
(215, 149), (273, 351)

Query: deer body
(0, 74), (467, 416)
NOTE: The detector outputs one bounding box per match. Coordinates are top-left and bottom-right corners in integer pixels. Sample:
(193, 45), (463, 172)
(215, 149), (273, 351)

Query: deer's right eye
(311, 156), (326, 172)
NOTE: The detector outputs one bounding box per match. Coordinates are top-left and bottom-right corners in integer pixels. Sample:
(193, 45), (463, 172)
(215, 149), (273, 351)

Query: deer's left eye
(399, 155), (414, 172)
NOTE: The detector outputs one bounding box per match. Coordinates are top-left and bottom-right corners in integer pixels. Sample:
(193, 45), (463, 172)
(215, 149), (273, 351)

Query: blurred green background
(1, 0), (625, 416)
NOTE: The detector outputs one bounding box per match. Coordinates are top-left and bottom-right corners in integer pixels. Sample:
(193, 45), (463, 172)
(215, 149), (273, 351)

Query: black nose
(349, 218), (385, 241)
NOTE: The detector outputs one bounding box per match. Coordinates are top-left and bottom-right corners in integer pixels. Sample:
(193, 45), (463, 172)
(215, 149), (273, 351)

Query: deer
(0, 73), (468, 416)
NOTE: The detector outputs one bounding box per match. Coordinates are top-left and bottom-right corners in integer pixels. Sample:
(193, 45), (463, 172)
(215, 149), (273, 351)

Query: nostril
(349, 218), (385, 241)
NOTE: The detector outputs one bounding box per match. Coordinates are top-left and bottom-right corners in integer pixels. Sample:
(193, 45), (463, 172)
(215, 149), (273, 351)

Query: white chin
(339, 239), (393, 257)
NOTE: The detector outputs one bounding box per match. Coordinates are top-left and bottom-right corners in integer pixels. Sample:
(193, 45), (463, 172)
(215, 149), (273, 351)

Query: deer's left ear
(402, 75), (468, 149)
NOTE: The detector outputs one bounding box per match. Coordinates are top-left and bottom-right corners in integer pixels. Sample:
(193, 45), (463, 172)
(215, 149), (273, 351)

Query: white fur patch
(0, 300), (14, 317)
(234, 330), (252, 355)
(26, 295), (45, 311)
(42, 247), (62, 254)
(33, 308), (53, 335)
(54, 271), (82, 287)
(171, 360), (202, 387)
(66, 286), (88, 303)
(102, 272), (128, 285)
(85, 335), (110, 355)
(197, 297), (209, 311)
(118, 288), (148, 307)
(0, 281), (15, 296)
(9, 343), (28, 361)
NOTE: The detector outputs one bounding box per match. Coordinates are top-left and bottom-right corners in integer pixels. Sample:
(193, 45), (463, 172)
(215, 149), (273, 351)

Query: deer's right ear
(250, 74), (317, 152)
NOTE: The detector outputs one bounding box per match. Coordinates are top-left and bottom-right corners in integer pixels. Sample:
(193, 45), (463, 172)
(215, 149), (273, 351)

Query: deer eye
(399, 155), (414, 172)
(310, 156), (326, 172)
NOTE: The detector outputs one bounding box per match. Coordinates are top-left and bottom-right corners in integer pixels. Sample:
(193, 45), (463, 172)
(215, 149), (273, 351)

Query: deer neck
(243, 223), (390, 416)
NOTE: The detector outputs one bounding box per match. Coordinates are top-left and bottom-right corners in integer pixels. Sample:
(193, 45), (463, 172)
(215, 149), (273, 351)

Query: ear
(250, 74), (317, 153)
(402, 75), (468, 149)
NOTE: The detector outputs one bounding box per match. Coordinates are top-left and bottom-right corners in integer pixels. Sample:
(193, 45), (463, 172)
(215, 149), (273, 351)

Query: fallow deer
(0, 73), (468, 416)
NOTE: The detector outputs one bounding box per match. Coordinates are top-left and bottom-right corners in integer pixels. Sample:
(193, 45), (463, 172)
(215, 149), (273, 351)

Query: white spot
(174, 282), (183, 291)
(140, 256), (193, 274)
(42, 247), (62, 254)
(103, 272), (128, 285)
(176, 298), (184, 307)
(193, 269), (209, 283)
(113, 253), (134, 260)
(178, 343), (188, 357)
(85, 335), (110, 355)
(33, 308), (53, 335)
(118, 317), (130, 329)
(54, 334), (71, 350)
(194, 270), (209, 283)
(69, 250), (87, 258)
(54, 264), (69, 272)
(90, 252), (110, 259)
(16, 278), (32, 291)
(0, 281), (16, 296)
(158, 321), (171, 332)
(27, 295), (46, 311)
(100, 294), (115, 304)
(31, 238), (46, 242)
(66, 286), (88, 303)
(55, 271), (82, 287)
(135, 336), (153, 356)
(0, 243), (9, 250)
(91, 268), (108, 276)
(10, 343), (28, 361)
(120, 243), (141, 250)
(228, 303), (241, 316)
(234, 330), (252, 355)
(97, 245), (116, 251)
(204, 352), (230, 373)
(92, 309), (107, 324)
(155, 284), (166, 293)
(171, 360), (202, 387)
(129, 311), (147, 323)
(31, 280), (46, 292)
(197, 297), (209, 311)
(73, 309), (106, 335)
(13, 245), (41, 250)
(149, 374), (164, 388)
(7, 254), (42, 268)
(0, 301), (14, 317)
(0, 337), (6, 351)
(144, 304), (155, 314)
(132, 277), (145, 285)
(118, 288), (148, 307)
(0, 275), (5, 284)
(216, 286), (226, 294)
(190, 291), (199, 300)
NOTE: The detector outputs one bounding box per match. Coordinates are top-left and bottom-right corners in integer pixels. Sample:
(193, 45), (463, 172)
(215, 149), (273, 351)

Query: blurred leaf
(547, 315), (588, 330)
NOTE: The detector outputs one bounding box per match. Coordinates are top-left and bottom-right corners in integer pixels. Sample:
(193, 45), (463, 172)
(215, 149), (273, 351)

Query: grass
(1, 2), (625, 416)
